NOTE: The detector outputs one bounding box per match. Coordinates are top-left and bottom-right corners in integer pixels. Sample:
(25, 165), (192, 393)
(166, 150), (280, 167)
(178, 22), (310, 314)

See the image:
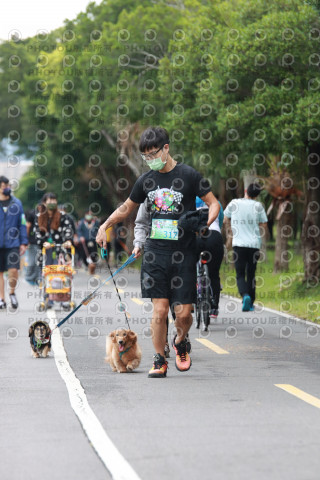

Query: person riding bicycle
(195, 196), (224, 318)
(96, 126), (220, 378)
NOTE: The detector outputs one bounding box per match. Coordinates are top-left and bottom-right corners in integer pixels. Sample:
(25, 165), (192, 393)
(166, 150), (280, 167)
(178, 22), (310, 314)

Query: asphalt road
(1, 263), (320, 480)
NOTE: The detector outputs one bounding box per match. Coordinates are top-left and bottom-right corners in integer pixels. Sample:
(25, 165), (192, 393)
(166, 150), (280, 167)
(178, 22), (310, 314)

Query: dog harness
(33, 336), (50, 349)
(119, 346), (131, 360)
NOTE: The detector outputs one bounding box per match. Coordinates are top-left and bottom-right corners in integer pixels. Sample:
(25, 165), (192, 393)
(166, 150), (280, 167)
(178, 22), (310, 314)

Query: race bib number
(150, 219), (178, 240)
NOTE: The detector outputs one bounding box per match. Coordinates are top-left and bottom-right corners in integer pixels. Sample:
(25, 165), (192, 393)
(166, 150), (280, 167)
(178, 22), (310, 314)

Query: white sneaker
(9, 293), (18, 309)
(0, 299), (7, 310)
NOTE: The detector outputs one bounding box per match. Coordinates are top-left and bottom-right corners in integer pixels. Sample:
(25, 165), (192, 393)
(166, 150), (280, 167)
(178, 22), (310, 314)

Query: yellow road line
(116, 288), (144, 305)
(196, 338), (229, 355)
(275, 384), (320, 409)
(131, 298), (144, 305)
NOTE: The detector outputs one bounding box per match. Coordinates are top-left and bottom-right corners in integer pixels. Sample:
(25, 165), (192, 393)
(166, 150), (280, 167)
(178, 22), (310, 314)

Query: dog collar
(33, 336), (50, 349)
(119, 346), (131, 360)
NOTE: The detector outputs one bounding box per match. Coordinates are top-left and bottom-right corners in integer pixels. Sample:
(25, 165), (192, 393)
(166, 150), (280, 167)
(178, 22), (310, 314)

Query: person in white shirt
(224, 183), (268, 311)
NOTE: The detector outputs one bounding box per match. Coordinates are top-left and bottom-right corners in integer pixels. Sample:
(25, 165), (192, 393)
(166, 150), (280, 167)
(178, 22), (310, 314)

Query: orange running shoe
(172, 335), (192, 372)
(148, 353), (168, 378)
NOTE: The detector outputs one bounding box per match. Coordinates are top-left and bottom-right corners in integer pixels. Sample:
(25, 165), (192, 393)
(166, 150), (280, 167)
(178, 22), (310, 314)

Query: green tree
(0, 0), (319, 281)
(158, 0), (320, 278)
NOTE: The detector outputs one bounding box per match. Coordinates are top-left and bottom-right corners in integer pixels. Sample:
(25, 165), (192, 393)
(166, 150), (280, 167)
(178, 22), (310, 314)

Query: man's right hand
(43, 242), (52, 249)
(96, 226), (108, 248)
(96, 199), (138, 248)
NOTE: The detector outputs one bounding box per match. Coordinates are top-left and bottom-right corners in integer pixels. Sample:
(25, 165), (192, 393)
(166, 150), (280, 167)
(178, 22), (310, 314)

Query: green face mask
(47, 203), (57, 211)
(146, 154), (167, 171)
(85, 215), (93, 221)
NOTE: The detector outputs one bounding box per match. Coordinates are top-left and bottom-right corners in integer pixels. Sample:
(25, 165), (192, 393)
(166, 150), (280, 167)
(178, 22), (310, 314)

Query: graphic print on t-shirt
(147, 187), (183, 213)
(129, 163), (212, 251)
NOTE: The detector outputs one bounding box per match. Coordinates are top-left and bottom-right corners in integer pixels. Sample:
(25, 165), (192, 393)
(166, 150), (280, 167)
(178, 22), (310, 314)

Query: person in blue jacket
(0, 176), (28, 310)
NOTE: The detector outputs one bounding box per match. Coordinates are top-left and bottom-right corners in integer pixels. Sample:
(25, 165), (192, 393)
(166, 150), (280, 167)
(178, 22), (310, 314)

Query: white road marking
(221, 294), (319, 329)
(47, 310), (141, 480)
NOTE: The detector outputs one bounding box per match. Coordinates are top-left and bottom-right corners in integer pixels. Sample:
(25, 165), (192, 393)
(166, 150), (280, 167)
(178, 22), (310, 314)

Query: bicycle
(195, 251), (213, 332)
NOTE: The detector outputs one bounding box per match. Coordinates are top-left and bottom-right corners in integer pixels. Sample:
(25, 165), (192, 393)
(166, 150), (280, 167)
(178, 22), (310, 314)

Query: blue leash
(53, 251), (136, 330)
(101, 247), (132, 330)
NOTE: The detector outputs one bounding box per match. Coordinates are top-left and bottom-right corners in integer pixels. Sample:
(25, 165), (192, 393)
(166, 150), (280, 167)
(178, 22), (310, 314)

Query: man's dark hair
(139, 127), (170, 152)
(0, 176), (9, 185)
(247, 183), (262, 198)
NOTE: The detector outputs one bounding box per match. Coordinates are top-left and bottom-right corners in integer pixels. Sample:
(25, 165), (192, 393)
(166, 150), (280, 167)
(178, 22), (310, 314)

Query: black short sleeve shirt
(130, 163), (211, 252)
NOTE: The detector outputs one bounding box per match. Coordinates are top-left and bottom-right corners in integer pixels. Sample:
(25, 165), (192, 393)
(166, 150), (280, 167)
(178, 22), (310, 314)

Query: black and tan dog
(29, 321), (52, 358)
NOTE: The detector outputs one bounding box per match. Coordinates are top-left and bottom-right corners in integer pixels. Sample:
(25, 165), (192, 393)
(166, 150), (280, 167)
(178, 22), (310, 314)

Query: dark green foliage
(0, 0), (319, 213)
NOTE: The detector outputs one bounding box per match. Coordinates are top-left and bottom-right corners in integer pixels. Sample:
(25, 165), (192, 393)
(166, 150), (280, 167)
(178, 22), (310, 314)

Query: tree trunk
(301, 148), (320, 283)
(219, 178), (227, 208)
(274, 202), (292, 273)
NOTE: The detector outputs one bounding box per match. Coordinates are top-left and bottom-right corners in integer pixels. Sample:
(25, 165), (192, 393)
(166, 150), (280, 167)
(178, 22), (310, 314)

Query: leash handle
(101, 247), (108, 259)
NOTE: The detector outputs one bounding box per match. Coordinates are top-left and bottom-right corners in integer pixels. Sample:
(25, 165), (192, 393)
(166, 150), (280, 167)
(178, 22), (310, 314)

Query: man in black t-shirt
(96, 127), (220, 378)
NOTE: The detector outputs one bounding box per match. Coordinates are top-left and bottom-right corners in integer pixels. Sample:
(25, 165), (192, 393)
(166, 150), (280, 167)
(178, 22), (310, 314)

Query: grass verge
(220, 247), (320, 323)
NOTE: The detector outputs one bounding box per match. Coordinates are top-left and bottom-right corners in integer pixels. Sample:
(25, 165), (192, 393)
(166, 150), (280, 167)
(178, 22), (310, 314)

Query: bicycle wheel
(195, 263), (201, 329)
(195, 299), (201, 328)
(200, 265), (211, 331)
(200, 301), (210, 331)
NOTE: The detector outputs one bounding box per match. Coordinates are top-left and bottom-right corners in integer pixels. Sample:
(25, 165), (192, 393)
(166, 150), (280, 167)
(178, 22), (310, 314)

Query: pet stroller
(37, 243), (76, 312)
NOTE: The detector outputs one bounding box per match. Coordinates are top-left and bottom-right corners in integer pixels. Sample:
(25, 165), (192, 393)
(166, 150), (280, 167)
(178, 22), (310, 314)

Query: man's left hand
(200, 192), (220, 226)
(132, 247), (142, 258)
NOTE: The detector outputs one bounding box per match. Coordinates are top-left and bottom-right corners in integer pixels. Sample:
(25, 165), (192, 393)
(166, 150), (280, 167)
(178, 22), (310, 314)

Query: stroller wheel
(37, 302), (46, 312)
(62, 302), (71, 311)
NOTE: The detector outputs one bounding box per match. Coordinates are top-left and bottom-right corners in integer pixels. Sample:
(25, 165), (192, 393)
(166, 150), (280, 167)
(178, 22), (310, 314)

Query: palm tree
(262, 156), (302, 273)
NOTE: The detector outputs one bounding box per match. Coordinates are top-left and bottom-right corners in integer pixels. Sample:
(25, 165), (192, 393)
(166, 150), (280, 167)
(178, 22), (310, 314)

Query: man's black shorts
(0, 248), (20, 272)
(141, 250), (197, 305)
